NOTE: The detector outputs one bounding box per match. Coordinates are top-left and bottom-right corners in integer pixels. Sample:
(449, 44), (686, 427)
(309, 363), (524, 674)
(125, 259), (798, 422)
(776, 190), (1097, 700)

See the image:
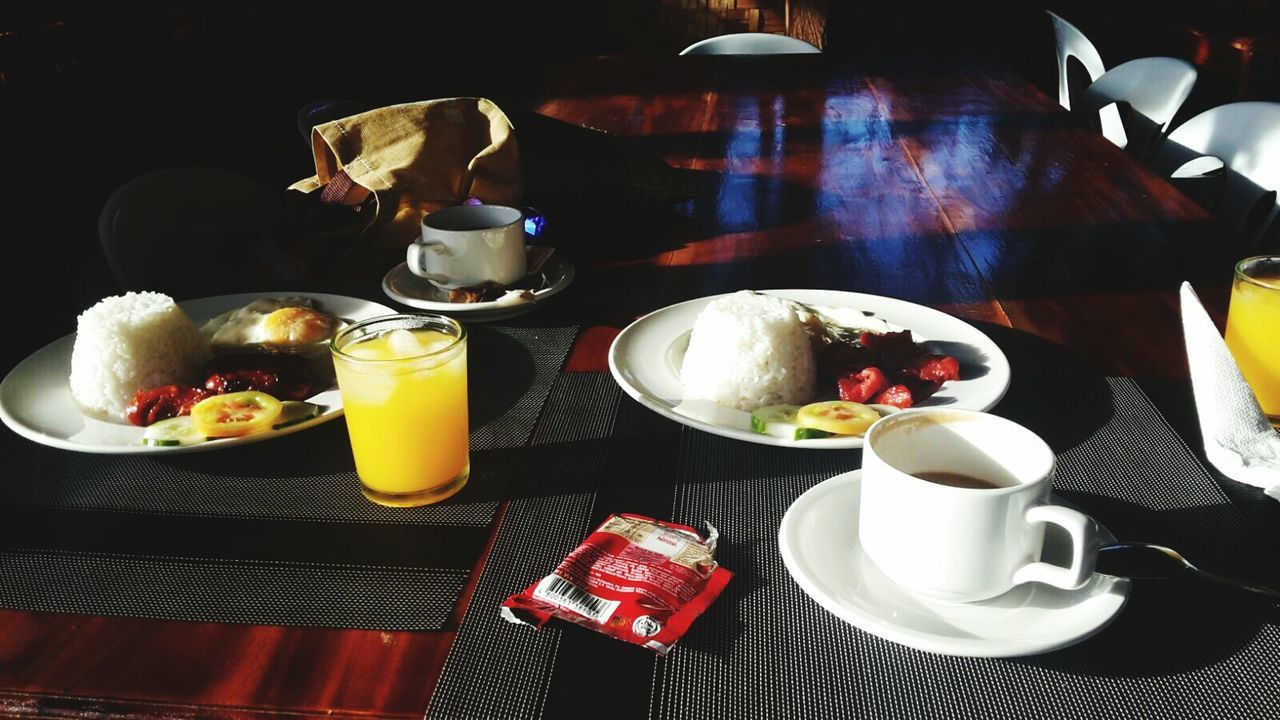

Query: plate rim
(777, 470), (1131, 657)
(381, 253), (575, 319)
(607, 289), (1012, 449)
(0, 291), (397, 455)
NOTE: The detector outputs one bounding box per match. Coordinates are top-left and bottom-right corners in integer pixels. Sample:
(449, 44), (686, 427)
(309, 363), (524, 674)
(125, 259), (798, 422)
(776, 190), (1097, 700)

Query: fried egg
(202, 298), (339, 351)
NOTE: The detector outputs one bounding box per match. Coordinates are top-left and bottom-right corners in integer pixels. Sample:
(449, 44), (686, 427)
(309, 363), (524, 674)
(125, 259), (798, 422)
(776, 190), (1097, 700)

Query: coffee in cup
(912, 470), (1017, 490)
(859, 408), (1098, 602)
(406, 204), (527, 289)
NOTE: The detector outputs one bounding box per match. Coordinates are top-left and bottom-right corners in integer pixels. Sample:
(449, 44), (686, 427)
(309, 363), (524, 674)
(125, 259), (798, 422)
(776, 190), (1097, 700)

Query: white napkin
(1180, 282), (1280, 501)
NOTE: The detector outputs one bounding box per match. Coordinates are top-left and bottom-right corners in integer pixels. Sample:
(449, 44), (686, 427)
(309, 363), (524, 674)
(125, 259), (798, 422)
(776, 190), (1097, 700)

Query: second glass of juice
(1225, 255), (1280, 425)
(331, 314), (469, 506)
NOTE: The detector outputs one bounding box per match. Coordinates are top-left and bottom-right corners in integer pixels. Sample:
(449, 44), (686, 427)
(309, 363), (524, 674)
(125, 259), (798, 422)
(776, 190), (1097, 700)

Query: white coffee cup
(859, 408), (1098, 603)
(406, 205), (527, 289)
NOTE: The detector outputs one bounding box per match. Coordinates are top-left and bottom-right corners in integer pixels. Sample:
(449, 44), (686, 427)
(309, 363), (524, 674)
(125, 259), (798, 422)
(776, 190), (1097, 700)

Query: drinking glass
(1225, 255), (1280, 424)
(331, 314), (469, 506)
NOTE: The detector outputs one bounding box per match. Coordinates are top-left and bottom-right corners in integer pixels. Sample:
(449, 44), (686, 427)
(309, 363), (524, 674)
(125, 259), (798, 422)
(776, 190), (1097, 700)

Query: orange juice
(332, 316), (469, 506)
(1225, 256), (1280, 422)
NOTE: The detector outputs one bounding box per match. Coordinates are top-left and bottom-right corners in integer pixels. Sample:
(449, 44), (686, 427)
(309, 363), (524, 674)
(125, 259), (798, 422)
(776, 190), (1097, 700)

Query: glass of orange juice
(1225, 255), (1280, 425)
(331, 314), (469, 506)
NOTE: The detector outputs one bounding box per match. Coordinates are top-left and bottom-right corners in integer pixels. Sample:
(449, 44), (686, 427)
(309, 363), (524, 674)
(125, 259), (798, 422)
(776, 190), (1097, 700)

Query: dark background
(2, 1), (1278, 373)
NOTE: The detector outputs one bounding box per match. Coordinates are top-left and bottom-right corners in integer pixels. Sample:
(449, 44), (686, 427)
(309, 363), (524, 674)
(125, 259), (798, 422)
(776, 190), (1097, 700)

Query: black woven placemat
(0, 324), (577, 630)
(428, 362), (1280, 719)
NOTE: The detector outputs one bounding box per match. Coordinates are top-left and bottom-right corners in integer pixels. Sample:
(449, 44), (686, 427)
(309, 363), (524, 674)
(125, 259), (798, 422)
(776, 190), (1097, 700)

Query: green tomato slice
(796, 401), (879, 436)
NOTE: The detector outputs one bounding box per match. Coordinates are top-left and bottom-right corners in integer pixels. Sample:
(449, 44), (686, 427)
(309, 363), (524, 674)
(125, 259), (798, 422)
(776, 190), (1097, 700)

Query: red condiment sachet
(501, 514), (732, 654)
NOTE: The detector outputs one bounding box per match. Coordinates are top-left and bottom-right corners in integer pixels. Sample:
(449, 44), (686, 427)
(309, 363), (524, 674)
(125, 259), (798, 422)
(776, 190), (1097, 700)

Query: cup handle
(406, 238), (452, 276)
(1010, 504), (1099, 590)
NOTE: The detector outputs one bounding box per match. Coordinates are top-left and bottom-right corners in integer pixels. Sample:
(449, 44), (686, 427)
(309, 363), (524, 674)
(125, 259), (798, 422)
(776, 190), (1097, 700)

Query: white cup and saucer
(382, 204), (574, 322)
(777, 408), (1131, 657)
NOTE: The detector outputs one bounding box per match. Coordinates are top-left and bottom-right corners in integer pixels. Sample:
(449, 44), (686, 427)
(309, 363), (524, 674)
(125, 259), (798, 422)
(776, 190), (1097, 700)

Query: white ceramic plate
(778, 470), (1130, 657)
(608, 289), (1011, 449)
(382, 253), (574, 322)
(0, 292), (396, 454)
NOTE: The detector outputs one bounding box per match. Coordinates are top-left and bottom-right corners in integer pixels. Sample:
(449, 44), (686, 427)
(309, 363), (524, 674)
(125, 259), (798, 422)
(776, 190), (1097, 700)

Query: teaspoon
(1096, 542), (1280, 602)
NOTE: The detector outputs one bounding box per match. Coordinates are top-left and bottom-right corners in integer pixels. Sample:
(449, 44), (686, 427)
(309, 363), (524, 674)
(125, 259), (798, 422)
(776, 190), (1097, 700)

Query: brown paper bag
(290, 97), (522, 246)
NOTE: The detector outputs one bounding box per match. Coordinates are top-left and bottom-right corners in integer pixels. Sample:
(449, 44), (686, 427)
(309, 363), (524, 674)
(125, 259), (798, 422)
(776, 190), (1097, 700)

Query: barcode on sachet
(532, 574), (620, 623)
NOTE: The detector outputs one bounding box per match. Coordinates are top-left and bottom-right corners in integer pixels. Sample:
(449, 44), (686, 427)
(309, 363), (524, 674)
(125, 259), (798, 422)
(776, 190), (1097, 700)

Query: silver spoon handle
(1189, 568), (1280, 602)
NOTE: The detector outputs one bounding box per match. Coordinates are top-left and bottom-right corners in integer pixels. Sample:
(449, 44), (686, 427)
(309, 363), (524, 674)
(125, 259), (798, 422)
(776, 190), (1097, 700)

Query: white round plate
(608, 289), (1011, 449)
(0, 292), (396, 454)
(778, 470), (1130, 657)
(382, 253), (574, 322)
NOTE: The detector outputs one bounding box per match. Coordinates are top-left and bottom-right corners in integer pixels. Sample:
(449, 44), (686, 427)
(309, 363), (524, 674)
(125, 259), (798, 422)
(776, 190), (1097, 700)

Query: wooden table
(0, 53), (1271, 718)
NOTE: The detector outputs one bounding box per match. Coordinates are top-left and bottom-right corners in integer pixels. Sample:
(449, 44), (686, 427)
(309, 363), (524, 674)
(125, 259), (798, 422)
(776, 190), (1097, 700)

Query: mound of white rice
(68, 292), (211, 420)
(679, 291), (815, 411)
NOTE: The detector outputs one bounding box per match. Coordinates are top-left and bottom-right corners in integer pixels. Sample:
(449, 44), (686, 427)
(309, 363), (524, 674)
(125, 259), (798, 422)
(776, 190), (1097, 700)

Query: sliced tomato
(795, 400), (880, 436)
(190, 391), (283, 438)
(904, 354), (961, 384)
(837, 366), (888, 403)
(873, 384), (914, 409)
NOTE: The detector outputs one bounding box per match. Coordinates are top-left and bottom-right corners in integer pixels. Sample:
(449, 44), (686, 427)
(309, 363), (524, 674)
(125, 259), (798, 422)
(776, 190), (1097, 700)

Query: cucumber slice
(793, 427), (834, 440)
(273, 401), (322, 429)
(142, 416), (206, 447)
(750, 404), (803, 439)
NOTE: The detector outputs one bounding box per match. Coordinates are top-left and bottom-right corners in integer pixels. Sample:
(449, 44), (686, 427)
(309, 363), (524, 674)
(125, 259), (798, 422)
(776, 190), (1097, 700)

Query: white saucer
(778, 470), (1131, 657)
(381, 252), (574, 322)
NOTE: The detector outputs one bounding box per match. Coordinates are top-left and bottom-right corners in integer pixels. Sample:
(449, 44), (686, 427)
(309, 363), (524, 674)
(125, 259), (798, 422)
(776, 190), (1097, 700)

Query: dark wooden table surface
(0, 53), (1270, 718)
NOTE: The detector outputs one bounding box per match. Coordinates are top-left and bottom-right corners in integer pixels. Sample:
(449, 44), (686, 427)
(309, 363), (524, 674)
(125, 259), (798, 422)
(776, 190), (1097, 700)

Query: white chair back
(1079, 57), (1197, 154)
(1047, 11), (1124, 144)
(1047, 11), (1106, 109)
(1157, 102), (1280, 246)
(680, 33), (821, 56)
